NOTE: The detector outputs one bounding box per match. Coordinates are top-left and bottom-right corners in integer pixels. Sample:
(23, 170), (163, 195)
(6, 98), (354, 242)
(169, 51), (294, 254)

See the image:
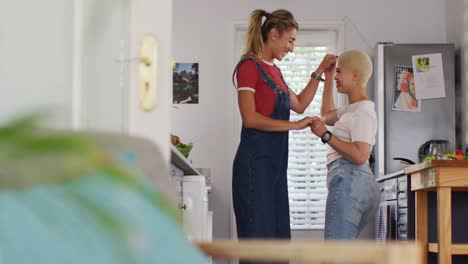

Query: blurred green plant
(175, 142), (193, 158)
(0, 113), (179, 221)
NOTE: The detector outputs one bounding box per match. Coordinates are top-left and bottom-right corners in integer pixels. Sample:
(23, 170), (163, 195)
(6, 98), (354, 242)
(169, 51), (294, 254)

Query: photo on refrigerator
(392, 66), (421, 112)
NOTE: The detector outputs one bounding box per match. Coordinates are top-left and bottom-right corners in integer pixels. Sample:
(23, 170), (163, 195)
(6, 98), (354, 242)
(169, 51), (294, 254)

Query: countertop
(404, 160), (468, 174)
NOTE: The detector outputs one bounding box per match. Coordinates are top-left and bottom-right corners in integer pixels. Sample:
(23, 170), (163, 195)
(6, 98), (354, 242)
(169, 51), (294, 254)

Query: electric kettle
(418, 139), (449, 162)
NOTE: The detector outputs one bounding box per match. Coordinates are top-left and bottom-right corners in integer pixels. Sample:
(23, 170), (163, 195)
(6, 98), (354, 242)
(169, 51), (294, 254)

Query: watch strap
(311, 71), (325, 82)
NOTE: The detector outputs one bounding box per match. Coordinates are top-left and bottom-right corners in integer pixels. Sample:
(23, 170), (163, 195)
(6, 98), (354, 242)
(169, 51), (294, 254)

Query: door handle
(138, 35), (158, 112)
(115, 35), (158, 112)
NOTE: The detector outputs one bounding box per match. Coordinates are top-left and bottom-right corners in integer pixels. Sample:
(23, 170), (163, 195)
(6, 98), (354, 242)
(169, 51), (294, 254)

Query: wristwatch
(310, 71), (325, 82)
(321, 131), (332, 144)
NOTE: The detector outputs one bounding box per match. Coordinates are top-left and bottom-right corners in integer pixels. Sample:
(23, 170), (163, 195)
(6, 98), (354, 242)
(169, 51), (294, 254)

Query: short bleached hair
(339, 50), (373, 85)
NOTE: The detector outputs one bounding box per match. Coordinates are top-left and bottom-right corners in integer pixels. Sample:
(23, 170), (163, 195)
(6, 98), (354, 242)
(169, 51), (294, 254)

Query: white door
(0, 0), (172, 161)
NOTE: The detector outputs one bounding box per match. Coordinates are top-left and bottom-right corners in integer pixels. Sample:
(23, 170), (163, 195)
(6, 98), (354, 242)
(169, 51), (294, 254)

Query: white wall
(446, 0), (467, 149)
(0, 1), (74, 127)
(0, 0), (172, 161)
(172, 0), (448, 244)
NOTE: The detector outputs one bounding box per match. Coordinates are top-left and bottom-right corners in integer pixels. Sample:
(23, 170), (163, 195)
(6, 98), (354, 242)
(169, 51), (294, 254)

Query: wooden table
(197, 240), (422, 264)
(405, 160), (468, 264)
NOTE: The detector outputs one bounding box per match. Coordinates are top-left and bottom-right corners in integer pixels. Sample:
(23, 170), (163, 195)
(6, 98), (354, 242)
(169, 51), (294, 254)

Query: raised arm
(289, 54), (337, 114)
(320, 60), (339, 126)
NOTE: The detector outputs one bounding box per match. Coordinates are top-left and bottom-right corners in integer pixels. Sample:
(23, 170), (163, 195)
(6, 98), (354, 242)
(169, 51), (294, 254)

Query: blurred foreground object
(197, 239), (423, 264)
(0, 114), (208, 264)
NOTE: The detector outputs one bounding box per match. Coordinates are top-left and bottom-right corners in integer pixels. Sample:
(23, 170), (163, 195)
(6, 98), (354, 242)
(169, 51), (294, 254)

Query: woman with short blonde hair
(309, 50), (380, 239)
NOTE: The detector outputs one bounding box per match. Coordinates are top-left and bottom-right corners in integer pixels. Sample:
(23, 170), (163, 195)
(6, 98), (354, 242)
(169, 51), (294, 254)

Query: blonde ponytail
(244, 9), (269, 59)
(243, 9), (298, 59)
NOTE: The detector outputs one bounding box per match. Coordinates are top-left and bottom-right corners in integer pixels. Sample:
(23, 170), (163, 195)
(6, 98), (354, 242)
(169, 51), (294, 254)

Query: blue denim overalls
(232, 56), (291, 247)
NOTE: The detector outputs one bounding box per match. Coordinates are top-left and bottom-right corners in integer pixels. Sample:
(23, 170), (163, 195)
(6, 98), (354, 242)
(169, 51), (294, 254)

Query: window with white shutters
(275, 30), (340, 230)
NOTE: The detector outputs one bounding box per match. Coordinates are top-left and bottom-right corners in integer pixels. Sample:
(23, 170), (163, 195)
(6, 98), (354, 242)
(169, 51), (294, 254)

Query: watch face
(322, 131), (331, 143)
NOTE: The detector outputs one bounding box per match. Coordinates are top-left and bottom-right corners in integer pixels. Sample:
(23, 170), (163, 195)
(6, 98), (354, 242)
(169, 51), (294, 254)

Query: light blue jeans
(324, 158), (380, 239)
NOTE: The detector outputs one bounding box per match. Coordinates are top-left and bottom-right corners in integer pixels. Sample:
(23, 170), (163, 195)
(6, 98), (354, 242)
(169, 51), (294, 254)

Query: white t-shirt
(327, 100), (377, 164)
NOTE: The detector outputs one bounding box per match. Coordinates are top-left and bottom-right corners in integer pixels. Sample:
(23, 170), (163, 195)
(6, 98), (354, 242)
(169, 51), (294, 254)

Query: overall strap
(232, 56), (283, 94)
(274, 64), (290, 92)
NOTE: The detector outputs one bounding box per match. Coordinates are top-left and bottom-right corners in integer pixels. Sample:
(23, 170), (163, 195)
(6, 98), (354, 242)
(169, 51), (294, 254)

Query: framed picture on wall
(173, 62), (199, 104)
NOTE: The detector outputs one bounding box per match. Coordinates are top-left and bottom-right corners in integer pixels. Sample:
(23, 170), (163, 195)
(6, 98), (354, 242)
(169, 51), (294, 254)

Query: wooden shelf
(428, 243), (468, 255)
(452, 244), (468, 255)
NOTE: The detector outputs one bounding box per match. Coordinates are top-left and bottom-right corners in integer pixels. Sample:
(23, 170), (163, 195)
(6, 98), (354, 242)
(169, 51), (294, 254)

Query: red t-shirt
(236, 57), (289, 116)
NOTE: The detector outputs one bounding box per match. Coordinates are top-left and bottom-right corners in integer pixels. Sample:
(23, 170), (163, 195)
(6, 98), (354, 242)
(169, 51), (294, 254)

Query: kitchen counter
(405, 160), (468, 191)
(376, 169), (405, 182)
(405, 160), (468, 175)
(405, 160), (468, 264)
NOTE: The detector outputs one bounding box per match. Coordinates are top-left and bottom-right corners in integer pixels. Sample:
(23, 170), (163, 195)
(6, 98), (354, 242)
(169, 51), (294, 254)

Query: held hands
(309, 116), (328, 137)
(294, 116), (329, 139)
(293, 116), (314, 130)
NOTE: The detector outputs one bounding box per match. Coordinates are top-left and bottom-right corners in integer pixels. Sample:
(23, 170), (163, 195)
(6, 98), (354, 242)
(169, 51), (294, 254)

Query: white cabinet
(182, 176), (212, 242)
(170, 145), (212, 242)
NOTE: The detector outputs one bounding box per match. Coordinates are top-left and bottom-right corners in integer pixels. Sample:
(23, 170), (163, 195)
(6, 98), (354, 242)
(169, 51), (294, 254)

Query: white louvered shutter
(275, 30), (338, 230)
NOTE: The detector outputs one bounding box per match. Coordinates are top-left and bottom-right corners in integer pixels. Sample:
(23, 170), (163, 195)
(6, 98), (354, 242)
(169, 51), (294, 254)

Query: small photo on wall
(173, 62), (199, 104)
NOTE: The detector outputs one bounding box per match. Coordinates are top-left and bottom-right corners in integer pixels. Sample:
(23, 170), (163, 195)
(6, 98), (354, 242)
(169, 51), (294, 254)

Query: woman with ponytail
(232, 9), (336, 248)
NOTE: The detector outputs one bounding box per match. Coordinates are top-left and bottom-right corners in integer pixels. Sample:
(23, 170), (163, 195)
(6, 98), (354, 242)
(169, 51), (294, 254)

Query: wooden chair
(197, 240), (423, 264)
